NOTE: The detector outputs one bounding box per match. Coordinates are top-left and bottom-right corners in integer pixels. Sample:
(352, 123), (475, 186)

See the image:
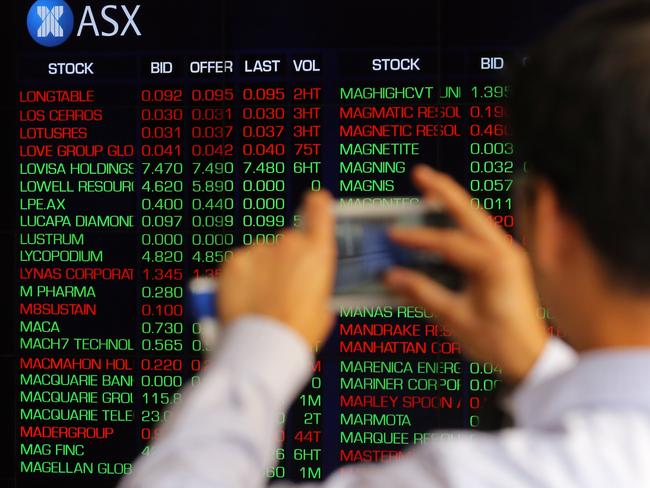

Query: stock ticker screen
(6, 0), (585, 485)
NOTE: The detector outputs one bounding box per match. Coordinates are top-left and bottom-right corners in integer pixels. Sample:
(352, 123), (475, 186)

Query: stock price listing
(8, 0), (576, 485)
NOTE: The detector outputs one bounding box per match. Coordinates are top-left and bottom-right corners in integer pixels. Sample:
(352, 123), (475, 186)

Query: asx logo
(27, 0), (141, 47)
(26, 0), (74, 47)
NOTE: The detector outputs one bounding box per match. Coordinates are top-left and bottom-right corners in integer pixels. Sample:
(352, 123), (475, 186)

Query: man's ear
(529, 178), (566, 274)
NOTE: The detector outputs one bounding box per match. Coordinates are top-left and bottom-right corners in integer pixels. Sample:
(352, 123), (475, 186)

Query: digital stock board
(6, 1), (587, 485)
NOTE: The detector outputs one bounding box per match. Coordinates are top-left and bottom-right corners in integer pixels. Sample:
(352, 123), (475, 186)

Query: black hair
(510, 0), (650, 288)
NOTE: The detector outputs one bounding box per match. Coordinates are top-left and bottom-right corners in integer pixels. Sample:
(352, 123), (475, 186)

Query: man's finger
(302, 190), (334, 243)
(384, 266), (461, 322)
(389, 227), (489, 274)
(412, 165), (505, 245)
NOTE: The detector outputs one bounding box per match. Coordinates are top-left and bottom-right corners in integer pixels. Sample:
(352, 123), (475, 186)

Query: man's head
(510, 0), (650, 339)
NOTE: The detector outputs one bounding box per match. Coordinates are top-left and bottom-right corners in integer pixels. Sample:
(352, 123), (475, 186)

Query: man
(121, 1), (650, 486)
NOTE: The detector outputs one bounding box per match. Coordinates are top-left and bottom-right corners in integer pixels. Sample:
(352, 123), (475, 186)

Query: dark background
(7, 1), (591, 486)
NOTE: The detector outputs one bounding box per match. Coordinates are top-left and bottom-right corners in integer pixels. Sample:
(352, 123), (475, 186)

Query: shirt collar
(511, 346), (650, 428)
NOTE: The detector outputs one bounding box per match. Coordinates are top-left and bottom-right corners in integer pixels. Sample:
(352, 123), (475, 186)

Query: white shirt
(120, 316), (650, 487)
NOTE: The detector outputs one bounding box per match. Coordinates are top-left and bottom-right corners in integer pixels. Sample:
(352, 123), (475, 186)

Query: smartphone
(331, 199), (461, 308)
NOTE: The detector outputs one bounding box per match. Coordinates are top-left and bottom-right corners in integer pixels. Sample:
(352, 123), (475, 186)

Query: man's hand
(385, 165), (549, 383)
(218, 191), (336, 348)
